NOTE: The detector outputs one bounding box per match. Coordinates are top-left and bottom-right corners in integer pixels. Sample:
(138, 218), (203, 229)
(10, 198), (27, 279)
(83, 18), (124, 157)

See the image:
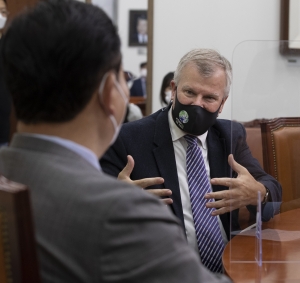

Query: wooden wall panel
(146, 0), (153, 116)
(7, 0), (39, 19)
(6, 0), (40, 143)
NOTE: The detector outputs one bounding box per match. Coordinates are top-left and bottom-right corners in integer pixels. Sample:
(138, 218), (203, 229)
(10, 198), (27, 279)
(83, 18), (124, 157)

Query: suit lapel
(207, 125), (231, 238)
(152, 108), (185, 227)
(207, 126), (228, 185)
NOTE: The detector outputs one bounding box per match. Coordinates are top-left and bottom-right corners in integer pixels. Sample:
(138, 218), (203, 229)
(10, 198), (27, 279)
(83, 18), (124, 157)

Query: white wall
(91, 0), (147, 76)
(117, 0), (147, 77)
(152, 0), (286, 119)
(92, 0), (117, 23)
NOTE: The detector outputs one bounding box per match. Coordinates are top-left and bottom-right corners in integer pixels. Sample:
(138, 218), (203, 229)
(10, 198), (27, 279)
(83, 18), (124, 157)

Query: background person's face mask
(0, 14), (7, 29)
(164, 90), (172, 103)
(140, 68), (147, 77)
(172, 89), (222, 136)
(99, 72), (128, 145)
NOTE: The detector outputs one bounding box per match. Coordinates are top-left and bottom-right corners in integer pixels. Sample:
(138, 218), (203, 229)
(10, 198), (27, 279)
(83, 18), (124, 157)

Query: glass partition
(226, 40), (300, 282)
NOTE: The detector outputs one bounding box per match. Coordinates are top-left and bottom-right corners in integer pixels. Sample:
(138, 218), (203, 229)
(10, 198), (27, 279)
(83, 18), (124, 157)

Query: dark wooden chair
(0, 175), (40, 283)
(242, 119), (268, 169)
(129, 96), (146, 116)
(260, 117), (300, 212)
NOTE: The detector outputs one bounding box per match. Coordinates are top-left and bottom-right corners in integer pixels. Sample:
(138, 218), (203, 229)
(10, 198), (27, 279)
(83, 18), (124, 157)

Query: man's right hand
(118, 155), (173, 205)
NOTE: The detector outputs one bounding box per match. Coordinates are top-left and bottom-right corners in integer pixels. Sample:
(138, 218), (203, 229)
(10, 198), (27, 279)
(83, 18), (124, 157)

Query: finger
(211, 206), (237, 216)
(121, 155), (135, 177)
(228, 154), (246, 175)
(210, 177), (235, 187)
(147, 189), (172, 197)
(205, 200), (238, 216)
(162, 198), (173, 205)
(133, 177), (164, 189)
(206, 198), (229, 208)
(205, 189), (233, 200)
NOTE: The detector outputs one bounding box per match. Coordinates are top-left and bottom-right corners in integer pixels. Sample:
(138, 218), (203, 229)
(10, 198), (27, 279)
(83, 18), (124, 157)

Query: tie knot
(184, 135), (198, 146)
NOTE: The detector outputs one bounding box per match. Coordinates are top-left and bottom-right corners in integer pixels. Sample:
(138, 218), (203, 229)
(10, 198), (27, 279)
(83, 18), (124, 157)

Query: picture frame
(280, 0), (300, 55)
(128, 10), (148, 47)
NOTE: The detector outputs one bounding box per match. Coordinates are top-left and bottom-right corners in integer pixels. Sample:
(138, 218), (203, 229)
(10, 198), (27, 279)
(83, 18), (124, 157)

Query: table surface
(222, 208), (300, 282)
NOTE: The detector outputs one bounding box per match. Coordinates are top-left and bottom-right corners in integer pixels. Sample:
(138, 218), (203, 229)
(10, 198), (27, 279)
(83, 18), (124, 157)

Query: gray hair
(174, 48), (232, 97)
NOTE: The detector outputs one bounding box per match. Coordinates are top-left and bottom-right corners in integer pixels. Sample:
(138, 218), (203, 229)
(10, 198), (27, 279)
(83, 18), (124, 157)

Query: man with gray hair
(101, 48), (282, 273)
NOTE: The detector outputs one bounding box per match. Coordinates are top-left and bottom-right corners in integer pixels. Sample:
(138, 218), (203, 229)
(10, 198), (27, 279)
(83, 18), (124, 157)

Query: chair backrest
(260, 117), (300, 202)
(242, 119), (266, 169)
(0, 175), (40, 283)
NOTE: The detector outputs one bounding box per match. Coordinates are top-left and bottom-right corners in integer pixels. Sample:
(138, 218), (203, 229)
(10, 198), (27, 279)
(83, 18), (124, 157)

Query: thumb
(122, 155), (135, 177)
(228, 154), (244, 174)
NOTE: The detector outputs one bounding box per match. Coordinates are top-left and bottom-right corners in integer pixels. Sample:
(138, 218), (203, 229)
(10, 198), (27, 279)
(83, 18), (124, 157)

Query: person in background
(160, 71), (174, 107)
(0, 0), (11, 147)
(123, 70), (143, 122)
(0, 1), (231, 282)
(130, 61), (147, 97)
(0, 0), (7, 31)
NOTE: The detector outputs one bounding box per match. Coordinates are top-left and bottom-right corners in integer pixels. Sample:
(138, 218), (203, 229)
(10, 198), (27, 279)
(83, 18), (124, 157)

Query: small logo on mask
(175, 118), (184, 129)
(179, 110), (189, 123)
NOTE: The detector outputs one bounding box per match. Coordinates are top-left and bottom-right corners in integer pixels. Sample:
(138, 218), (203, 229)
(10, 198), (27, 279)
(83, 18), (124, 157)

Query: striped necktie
(184, 134), (224, 273)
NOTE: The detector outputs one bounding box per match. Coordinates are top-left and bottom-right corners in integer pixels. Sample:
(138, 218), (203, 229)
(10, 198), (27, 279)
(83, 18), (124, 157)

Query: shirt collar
(23, 133), (101, 171)
(168, 106), (208, 149)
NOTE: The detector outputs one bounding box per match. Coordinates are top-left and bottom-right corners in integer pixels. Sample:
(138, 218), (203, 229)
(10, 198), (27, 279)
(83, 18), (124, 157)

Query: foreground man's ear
(98, 71), (116, 116)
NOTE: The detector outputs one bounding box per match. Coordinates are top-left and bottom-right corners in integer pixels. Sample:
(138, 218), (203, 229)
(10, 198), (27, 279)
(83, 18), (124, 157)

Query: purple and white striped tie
(184, 134), (224, 273)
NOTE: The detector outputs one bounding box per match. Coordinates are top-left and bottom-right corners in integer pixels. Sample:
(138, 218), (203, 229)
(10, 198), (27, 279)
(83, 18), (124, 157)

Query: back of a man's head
(0, 0), (121, 124)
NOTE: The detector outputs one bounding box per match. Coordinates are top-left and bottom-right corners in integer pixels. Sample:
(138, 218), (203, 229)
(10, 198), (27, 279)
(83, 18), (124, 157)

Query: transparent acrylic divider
(225, 40), (300, 282)
(255, 192), (262, 267)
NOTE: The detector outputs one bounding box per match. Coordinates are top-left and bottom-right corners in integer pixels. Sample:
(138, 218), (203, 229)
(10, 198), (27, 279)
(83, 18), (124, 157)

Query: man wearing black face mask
(100, 49), (282, 273)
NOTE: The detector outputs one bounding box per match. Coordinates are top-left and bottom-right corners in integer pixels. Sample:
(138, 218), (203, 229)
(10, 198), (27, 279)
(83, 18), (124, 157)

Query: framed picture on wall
(280, 0), (300, 55)
(128, 10), (148, 47)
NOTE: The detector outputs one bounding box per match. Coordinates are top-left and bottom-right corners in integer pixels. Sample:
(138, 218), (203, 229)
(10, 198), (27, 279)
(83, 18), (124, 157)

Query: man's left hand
(204, 154), (266, 216)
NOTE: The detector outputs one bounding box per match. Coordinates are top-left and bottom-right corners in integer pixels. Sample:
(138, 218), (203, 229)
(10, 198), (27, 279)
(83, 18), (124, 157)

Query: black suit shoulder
(0, 39), (11, 144)
(119, 108), (162, 137)
(101, 108), (166, 177)
(212, 119), (245, 136)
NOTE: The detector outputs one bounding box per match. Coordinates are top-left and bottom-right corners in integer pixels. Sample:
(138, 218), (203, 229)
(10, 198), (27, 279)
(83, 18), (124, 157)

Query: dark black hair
(160, 72), (174, 106)
(0, 0), (121, 123)
(140, 62), (147, 69)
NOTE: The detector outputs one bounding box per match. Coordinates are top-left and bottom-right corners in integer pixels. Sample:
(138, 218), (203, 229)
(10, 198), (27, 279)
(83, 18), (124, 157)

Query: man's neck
(17, 118), (110, 159)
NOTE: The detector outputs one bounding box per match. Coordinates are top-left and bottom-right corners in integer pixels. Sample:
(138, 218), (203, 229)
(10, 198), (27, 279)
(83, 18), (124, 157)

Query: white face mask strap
(98, 72), (110, 102)
(99, 72), (128, 103)
(114, 78), (128, 103)
(98, 71), (127, 145)
(0, 14), (7, 29)
(109, 114), (118, 131)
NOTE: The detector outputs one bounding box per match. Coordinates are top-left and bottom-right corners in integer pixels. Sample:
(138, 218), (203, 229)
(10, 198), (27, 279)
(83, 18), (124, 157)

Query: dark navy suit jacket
(130, 78), (146, 97)
(0, 40), (11, 145)
(101, 106), (282, 239)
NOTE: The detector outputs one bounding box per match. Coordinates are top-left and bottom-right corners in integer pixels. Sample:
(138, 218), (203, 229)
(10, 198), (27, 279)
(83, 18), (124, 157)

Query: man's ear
(98, 71), (116, 116)
(170, 80), (176, 101)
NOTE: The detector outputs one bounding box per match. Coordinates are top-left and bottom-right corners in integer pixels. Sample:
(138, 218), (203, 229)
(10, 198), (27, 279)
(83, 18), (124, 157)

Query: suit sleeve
(233, 122), (282, 221)
(100, 136), (129, 177)
(99, 189), (232, 283)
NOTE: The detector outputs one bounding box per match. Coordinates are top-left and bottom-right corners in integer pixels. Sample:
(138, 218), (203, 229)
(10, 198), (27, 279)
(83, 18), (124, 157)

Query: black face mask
(171, 90), (222, 136)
